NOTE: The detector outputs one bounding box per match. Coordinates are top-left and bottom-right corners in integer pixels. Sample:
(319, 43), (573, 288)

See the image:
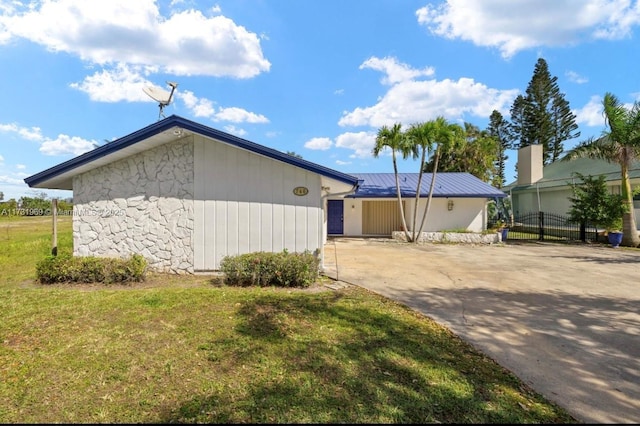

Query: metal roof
(24, 115), (360, 190)
(348, 172), (506, 198)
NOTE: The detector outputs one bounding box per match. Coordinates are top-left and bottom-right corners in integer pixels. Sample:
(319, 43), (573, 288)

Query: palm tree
(562, 92), (640, 247)
(372, 123), (414, 241)
(418, 117), (465, 235)
(405, 121), (436, 242)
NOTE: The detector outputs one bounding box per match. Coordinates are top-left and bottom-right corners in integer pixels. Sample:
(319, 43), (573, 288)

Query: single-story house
(25, 115), (505, 273)
(327, 172), (506, 236)
(504, 144), (640, 224)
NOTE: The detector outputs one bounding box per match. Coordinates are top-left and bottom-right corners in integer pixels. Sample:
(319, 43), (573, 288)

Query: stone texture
(73, 138), (194, 273)
(392, 231), (500, 244)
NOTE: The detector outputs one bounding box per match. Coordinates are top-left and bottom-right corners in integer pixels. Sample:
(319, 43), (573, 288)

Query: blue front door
(327, 200), (344, 235)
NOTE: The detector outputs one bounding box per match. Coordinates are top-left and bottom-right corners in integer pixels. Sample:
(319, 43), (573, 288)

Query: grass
(0, 216), (579, 423)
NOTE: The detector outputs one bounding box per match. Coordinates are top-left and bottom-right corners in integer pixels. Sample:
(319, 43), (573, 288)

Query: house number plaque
(293, 186), (309, 196)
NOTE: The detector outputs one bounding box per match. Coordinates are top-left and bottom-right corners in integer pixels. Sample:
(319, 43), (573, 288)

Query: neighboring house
(25, 115), (505, 274)
(328, 172), (506, 236)
(503, 145), (640, 223)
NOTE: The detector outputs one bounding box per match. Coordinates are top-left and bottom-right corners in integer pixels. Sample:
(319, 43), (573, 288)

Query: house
(504, 144), (640, 223)
(328, 172), (507, 236)
(25, 115), (506, 273)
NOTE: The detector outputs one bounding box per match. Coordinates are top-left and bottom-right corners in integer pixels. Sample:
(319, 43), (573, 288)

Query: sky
(1, 0), (639, 201)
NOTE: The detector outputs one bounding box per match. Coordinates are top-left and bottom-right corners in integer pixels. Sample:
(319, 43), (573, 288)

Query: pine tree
(509, 94), (527, 148)
(523, 58), (556, 163)
(511, 58), (579, 165)
(550, 95), (580, 162)
(487, 110), (514, 188)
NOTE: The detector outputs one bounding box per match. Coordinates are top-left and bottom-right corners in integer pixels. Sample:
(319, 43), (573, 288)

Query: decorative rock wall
(392, 231), (500, 244)
(73, 138), (194, 273)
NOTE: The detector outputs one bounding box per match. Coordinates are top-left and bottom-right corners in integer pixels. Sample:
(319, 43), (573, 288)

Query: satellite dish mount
(143, 81), (178, 120)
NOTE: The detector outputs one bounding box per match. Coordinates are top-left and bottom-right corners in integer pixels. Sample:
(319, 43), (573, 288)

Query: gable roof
(504, 157), (640, 192)
(24, 115), (360, 190)
(348, 172), (506, 198)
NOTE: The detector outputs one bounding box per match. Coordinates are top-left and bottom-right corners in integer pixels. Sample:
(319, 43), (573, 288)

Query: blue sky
(1, 0), (639, 201)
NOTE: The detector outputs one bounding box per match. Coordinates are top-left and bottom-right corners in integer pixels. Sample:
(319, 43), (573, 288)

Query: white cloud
(0, 123), (45, 141)
(326, 56), (519, 160)
(180, 90), (216, 117)
(0, 121), (97, 157)
(223, 125), (247, 137)
(335, 160), (351, 166)
(214, 107), (269, 124)
(0, 154), (4, 164)
(335, 131), (376, 159)
(304, 137), (333, 150)
(70, 64), (158, 102)
(360, 56), (435, 85)
(0, 175), (25, 185)
(16, 164), (25, 169)
(0, 0), (270, 78)
(574, 95), (604, 127)
(179, 90), (268, 124)
(416, 0), (640, 58)
(339, 69), (518, 128)
(40, 134), (97, 156)
(566, 70), (588, 84)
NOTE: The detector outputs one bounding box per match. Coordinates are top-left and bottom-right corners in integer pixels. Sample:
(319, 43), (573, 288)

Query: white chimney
(517, 144), (543, 186)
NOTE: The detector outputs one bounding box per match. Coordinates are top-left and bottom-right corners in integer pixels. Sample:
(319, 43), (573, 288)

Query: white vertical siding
(193, 136), (323, 270)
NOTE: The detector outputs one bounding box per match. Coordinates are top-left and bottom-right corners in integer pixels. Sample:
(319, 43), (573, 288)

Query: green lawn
(0, 216), (578, 423)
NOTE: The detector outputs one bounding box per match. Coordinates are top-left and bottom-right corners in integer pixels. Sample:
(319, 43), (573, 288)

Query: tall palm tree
(405, 121), (436, 242)
(372, 123), (414, 241)
(562, 92), (640, 247)
(418, 116), (465, 240)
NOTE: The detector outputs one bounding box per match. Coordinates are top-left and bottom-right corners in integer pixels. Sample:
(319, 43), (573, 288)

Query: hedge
(36, 253), (147, 284)
(219, 250), (319, 288)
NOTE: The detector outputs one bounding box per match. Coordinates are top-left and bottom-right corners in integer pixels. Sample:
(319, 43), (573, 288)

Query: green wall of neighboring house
(504, 146), (640, 228)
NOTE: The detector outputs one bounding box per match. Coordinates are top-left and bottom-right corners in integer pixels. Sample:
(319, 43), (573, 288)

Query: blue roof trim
(25, 115), (359, 188)
(346, 172), (506, 198)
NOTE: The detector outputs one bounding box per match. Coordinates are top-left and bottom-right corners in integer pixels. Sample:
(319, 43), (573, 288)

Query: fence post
(51, 198), (58, 256)
(537, 211), (544, 241)
(580, 222), (586, 242)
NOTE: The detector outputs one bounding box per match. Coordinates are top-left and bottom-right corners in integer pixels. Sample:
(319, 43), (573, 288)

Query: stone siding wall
(73, 138), (194, 273)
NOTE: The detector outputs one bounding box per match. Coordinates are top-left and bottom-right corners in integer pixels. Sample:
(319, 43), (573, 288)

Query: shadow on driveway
(323, 238), (640, 424)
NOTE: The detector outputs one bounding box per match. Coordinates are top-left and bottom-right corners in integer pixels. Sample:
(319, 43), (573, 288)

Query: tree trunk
(392, 153), (411, 242)
(620, 161), (640, 247)
(416, 146), (440, 238)
(411, 149), (427, 242)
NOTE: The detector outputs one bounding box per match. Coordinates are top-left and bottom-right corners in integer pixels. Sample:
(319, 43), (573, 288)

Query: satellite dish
(143, 81), (178, 120)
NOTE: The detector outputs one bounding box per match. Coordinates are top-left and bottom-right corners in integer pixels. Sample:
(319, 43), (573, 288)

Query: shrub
(568, 172), (628, 232)
(36, 254), (147, 285)
(219, 250), (319, 288)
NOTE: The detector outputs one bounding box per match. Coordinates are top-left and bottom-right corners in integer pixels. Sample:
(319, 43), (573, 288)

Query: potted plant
(493, 219), (509, 242)
(599, 195), (627, 248)
(601, 216), (624, 248)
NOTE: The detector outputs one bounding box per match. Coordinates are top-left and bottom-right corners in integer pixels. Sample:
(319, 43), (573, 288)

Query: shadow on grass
(160, 290), (576, 424)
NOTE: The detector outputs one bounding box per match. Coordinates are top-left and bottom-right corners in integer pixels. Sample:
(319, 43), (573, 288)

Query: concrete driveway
(322, 238), (640, 424)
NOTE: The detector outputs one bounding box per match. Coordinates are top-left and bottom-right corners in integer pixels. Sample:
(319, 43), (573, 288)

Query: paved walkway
(322, 237), (640, 424)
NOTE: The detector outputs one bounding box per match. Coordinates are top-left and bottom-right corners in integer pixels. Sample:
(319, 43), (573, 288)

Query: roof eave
(24, 115), (359, 189)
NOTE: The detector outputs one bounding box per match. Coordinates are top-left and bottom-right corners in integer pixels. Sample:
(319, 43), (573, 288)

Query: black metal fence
(488, 211), (603, 243)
